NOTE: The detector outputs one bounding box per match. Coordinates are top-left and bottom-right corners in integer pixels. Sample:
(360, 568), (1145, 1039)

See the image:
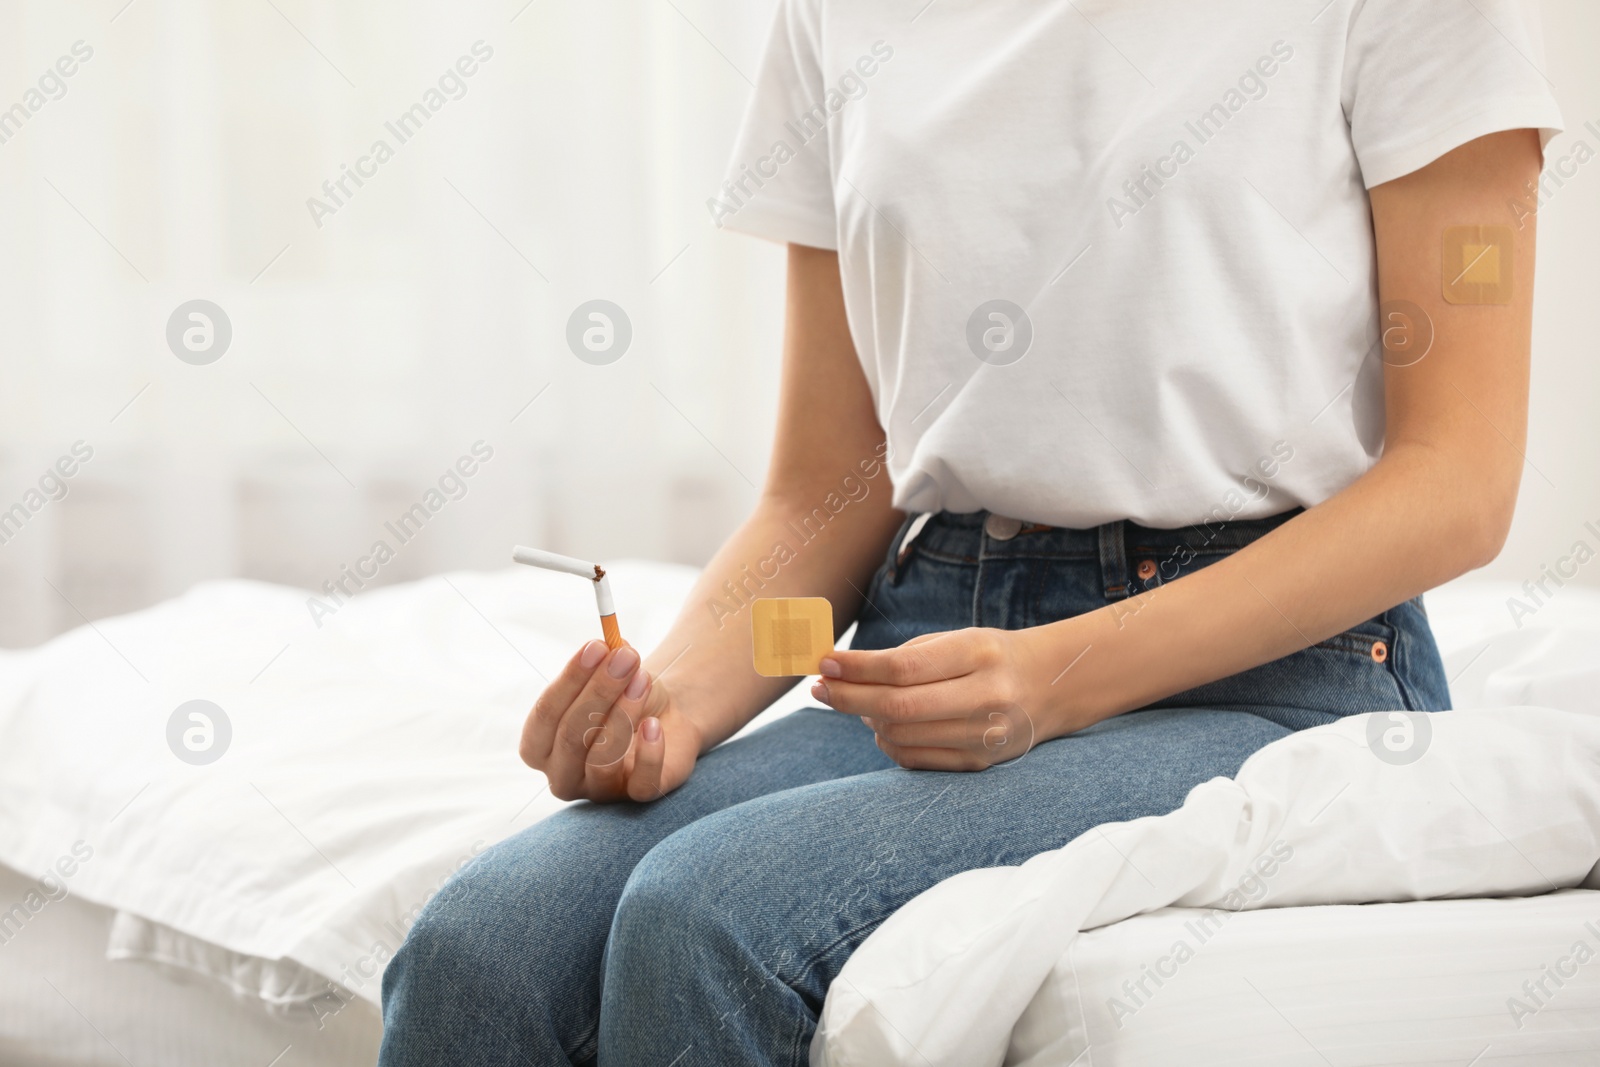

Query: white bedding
(0, 560), (808, 1008)
(1424, 581), (1600, 714)
(1012, 890), (1600, 1066)
(0, 566), (1595, 1048)
(816, 705), (1600, 1065)
(0, 865), (381, 1067)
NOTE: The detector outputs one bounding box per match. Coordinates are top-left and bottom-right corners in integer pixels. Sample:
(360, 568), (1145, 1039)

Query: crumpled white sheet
(813, 706), (1600, 1067)
(0, 561), (807, 1006)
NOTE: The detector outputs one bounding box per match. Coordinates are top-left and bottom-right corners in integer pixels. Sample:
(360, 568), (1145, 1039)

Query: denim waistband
(862, 505), (1452, 720)
(893, 508), (1303, 602)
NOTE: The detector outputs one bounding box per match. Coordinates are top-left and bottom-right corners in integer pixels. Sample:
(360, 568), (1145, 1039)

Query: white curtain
(3, 0), (1597, 647)
(0, 0), (785, 645)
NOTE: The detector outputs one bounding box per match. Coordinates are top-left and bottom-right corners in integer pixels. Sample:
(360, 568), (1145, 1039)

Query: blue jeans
(379, 509), (1449, 1066)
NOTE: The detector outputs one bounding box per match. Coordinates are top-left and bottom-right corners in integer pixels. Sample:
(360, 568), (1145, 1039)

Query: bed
(0, 563), (1596, 1065)
(0, 862), (381, 1067)
(1015, 891), (1600, 1066)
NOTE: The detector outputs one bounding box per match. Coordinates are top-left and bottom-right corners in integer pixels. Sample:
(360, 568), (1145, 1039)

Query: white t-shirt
(716, 0), (1564, 529)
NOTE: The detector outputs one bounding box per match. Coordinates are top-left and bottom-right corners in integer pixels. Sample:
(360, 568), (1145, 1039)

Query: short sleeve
(713, 0), (838, 249)
(1342, 0), (1565, 188)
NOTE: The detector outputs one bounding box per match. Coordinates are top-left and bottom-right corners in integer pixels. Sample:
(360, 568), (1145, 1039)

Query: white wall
(0, 0), (1596, 647)
(1476, 0), (1600, 599)
(0, 0), (787, 645)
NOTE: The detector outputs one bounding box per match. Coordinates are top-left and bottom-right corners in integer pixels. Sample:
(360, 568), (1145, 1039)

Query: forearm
(644, 482), (903, 749)
(1028, 441), (1516, 731)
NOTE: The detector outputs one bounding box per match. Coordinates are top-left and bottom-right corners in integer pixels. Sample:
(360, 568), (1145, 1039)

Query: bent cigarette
(511, 546), (596, 578)
(511, 545), (624, 650)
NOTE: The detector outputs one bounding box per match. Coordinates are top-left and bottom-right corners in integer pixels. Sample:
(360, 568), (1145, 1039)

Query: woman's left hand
(811, 627), (1086, 770)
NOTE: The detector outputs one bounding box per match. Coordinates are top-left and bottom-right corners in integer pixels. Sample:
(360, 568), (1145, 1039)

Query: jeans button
(983, 514), (1023, 541)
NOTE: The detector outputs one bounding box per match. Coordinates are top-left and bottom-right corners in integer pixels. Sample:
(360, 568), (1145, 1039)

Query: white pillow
(1425, 579), (1600, 713)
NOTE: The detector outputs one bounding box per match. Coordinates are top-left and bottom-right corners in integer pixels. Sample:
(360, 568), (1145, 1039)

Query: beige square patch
(1444, 226), (1514, 304)
(752, 597), (834, 677)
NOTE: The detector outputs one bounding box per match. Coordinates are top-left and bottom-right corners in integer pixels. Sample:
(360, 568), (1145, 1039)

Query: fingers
(625, 717), (666, 802)
(820, 629), (991, 688)
(813, 672), (1002, 723)
(868, 715), (972, 748)
(545, 644), (643, 800)
(520, 639), (608, 768)
(873, 735), (988, 772)
(576, 668), (657, 803)
(867, 703), (1034, 764)
(585, 668), (649, 773)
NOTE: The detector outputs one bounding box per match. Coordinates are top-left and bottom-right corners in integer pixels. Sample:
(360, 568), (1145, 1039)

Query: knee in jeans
(605, 827), (822, 1036)
(610, 833), (745, 973)
(385, 882), (471, 995)
(382, 866), (519, 1011)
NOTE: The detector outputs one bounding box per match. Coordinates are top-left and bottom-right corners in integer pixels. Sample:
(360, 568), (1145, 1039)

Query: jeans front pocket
(1315, 616), (1399, 667)
(1149, 614), (1413, 729)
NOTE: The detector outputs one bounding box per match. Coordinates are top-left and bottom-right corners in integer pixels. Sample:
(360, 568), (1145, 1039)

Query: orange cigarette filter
(593, 566), (623, 650)
(510, 544), (624, 650)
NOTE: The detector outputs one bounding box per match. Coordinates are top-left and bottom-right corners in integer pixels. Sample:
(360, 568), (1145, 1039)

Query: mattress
(0, 864), (381, 1067)
(1012, 890), (1600, 1066)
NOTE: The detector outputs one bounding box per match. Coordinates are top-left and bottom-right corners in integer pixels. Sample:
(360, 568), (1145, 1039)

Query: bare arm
(520, 244), (901, 799)
(820, 130), (1541, 765)
(642, 243), (904, 747)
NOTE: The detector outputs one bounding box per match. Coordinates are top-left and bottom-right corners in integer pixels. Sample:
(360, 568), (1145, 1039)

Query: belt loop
(896, 512), (933, 566)
(887, 511), (933, 586)
(1098, 520), (1129, 601)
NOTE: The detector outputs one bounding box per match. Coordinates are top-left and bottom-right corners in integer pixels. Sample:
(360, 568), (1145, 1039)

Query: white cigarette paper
(511, 545), (616, 627)
(511, 546), (598, 580)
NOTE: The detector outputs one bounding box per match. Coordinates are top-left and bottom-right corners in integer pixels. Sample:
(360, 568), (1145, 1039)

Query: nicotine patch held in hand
(752, 597), (834, 677)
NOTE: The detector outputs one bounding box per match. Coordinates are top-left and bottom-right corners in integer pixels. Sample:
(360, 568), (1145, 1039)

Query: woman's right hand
(518, 640), (703, 803)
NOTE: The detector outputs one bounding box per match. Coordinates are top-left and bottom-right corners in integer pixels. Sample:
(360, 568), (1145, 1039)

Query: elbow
(1458, 483), (1518, 573)
(1391, 439), (1520, 576)
(1461, 512), (1511, 573)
